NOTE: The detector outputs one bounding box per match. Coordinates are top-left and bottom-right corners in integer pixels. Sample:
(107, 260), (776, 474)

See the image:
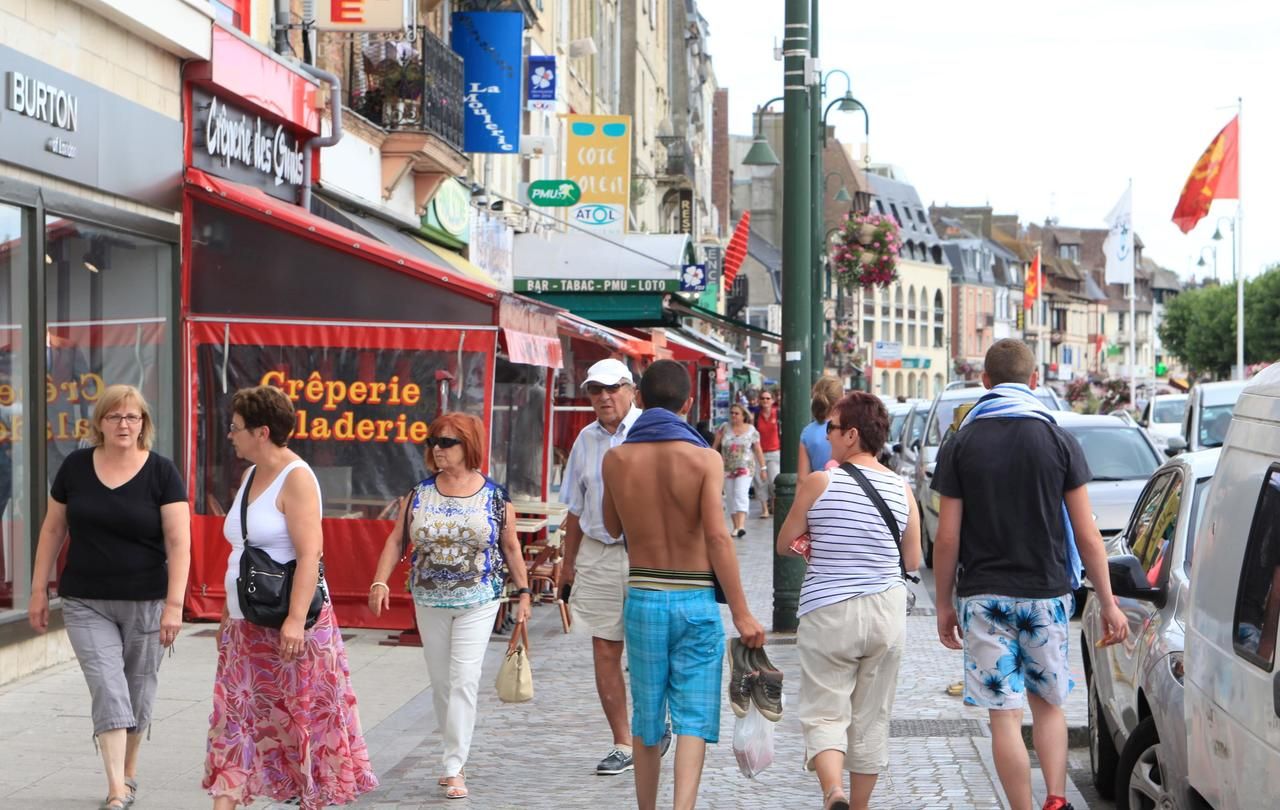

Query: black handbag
(235, 467), (327, 629)
(839, 462), (920, 613)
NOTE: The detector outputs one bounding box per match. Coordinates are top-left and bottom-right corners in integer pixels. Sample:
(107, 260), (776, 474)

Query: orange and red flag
(1024, 247), (1041, 311)
(1171, 116), (1239, 234)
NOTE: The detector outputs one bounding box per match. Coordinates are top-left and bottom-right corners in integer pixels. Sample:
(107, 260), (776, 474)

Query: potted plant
(831, 212), (902, 290)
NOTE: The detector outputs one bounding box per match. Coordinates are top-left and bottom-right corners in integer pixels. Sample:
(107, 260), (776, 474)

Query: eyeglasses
(228, 423), (251, 433)
(570, 121), (628, 138)
(825, 420), (843, 433)
(427, 436), (463, 450)
(103, 414), (142, 425)
(585, 382), (625, 396)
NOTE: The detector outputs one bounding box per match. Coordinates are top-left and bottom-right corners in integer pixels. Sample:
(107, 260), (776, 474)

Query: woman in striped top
(777, 392), (923, 810)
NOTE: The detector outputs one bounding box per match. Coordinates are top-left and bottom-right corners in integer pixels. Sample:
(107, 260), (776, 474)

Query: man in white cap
(560, 358), (670, 774)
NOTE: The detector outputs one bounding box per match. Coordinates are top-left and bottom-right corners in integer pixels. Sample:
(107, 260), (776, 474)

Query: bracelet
(513, 587), (532, 597)
(369, 581), (390, 594)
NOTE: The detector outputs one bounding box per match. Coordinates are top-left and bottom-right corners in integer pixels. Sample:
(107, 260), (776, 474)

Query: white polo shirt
(560, 405), (642, 544)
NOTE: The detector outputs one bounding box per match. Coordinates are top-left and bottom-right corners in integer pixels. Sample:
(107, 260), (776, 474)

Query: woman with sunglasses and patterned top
(368, 411), (532, 801)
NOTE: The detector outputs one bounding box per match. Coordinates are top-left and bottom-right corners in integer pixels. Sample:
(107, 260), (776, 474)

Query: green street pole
(773, 0), (812, 632)
(809, 0), (824, 384)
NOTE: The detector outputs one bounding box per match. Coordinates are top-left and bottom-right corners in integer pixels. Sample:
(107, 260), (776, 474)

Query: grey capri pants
(63, 597), (164, 736)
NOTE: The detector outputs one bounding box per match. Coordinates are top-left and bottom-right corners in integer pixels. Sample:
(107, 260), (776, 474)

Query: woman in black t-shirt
(28, 384), (190, 810)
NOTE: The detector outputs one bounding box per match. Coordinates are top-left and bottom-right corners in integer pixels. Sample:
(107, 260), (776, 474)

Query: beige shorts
(571, 536), (629, 642)
(797, 587), (906, 774)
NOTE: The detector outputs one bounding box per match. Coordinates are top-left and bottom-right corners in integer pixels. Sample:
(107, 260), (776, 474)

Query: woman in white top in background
(203, 385), (377, 810)
(777, 391), (922, 810)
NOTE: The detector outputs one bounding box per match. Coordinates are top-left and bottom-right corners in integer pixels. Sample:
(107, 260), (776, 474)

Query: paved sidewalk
(0, 503), (1094, 808)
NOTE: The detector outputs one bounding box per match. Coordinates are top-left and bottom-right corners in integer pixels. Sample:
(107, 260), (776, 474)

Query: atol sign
(527, 179), (580, 207)
(565, 115), (631, 234)
(315, 0), (407, 31)
(452, 11), (523, 154)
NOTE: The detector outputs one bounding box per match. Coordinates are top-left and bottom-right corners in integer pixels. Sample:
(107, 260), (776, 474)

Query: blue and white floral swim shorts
(958, 593), (1074, 710)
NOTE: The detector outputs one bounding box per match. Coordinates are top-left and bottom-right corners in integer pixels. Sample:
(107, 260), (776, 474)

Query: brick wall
(712, 88), (729, 235)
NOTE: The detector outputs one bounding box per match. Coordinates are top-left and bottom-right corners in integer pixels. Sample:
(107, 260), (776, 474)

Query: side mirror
(1108, 554), (1164, 605)
(911, 439), (921, 452)
(1164, 435), (1187, 457)
(893, 442), (903, 455)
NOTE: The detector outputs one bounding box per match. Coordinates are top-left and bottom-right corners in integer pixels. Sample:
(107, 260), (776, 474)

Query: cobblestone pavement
(360, 505), (1096, 809)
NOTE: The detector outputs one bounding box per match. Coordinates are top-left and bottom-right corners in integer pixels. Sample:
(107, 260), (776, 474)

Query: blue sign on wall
(527, 55), (556, 110)
(451, 11), (523, 154)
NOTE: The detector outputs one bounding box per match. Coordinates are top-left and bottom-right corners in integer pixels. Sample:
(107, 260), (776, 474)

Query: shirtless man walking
(602, 359), (766, 810)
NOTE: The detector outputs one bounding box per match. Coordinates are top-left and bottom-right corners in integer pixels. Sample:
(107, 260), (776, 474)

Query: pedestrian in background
(204, 386), (376, 810)
(798, 376), (845, 477)
(712, 404), (765, 538)
(560, 358), (672, 774)
(28, 384), (190, 810)
(777, 392), (921, 810)
(601, 360), (766, 810)
(755, 389), (781, 517)
(932, 339), (1128, 810)
(368, 411), (531, 800)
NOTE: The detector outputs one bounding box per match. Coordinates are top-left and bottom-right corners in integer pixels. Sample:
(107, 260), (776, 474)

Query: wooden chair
(524, 525), (571, 633)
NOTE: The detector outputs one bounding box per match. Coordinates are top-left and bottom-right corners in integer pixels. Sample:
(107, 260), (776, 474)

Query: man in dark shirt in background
(931, 339), (1128, 810)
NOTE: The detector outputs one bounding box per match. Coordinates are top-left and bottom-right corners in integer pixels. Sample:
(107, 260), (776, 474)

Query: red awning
(556, 311), (654, 359)
(184, 167), (502, 307)
(499, 295), (564, 369)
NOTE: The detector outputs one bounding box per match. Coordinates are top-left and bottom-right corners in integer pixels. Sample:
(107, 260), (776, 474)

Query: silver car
(1082, 448), (1220, 809)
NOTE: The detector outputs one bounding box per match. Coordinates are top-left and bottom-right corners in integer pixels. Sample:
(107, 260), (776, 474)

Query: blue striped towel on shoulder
(959, 384), (1083, 590)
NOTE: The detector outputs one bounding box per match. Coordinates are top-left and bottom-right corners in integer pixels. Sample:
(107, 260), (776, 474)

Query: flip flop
(945, 681), (964, 697)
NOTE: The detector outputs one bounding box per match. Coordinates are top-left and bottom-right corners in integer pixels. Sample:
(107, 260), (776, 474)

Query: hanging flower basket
(831, 212), (901, 290)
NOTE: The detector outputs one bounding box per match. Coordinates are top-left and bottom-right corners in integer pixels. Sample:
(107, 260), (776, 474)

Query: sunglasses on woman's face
(426, 436), (463, 450)
(826, 420), (844, 433)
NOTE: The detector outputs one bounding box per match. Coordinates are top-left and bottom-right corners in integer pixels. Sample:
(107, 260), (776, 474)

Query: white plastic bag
(732, 702), (776, 778)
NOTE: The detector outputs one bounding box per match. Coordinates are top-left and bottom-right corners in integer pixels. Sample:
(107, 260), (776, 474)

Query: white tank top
(223, 460), (323, 620)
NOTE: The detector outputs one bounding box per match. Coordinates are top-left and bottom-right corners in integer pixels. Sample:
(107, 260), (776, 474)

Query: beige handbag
(495, 621), (533, 703)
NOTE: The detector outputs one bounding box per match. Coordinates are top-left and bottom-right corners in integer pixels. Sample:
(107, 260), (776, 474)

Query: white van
(1184, 364), (1280, 809)
(1182, 380), (1249, 452)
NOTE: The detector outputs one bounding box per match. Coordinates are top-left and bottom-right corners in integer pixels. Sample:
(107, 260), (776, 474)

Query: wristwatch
(513, 587), (533, 597)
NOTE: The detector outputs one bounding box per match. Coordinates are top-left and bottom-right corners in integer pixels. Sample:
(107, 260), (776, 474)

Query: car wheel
(1115, 717), (1171, 810)
(1089, 674), (1119, 798)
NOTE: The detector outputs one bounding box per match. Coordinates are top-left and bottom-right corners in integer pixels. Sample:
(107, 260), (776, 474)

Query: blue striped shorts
(623, 587), (725, 745)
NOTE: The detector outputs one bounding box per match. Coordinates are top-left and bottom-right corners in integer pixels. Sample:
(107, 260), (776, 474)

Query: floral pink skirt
(203, 603), (378, 808)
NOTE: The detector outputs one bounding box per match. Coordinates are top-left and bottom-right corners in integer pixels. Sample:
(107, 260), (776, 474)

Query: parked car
(1139, 393), (1189, 453)
(1182, 380), (1248, 452)
(911, 382), (1067, 566)
(1082, 448), (1220, 808)
(880, 399), (922, 467)
(1184, 365), (1280, 809)
(890, 401), (927, 479)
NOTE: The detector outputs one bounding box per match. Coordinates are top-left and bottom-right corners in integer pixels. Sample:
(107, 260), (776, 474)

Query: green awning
(530, 292), (668, 326)
(666, 299), (782, 344)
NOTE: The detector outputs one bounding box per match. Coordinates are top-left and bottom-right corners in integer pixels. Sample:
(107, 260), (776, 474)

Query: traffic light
(1156, 361), (1168, 377)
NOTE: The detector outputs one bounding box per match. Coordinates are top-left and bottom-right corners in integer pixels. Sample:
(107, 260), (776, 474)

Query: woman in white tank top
(204, 386), (377, 810)
(776, 392), (923, 810)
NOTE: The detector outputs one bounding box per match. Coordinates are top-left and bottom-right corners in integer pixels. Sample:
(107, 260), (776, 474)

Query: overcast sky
(697, 0), (1279, 282)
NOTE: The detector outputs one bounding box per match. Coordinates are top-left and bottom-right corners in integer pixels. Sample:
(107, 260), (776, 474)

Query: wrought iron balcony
(657, 135), (694, 181)
(349, 31), (464, 152)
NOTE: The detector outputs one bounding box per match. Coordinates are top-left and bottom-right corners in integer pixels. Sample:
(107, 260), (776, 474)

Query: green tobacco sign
(527, 179), (581, 207)
(516, 278), (679, 293)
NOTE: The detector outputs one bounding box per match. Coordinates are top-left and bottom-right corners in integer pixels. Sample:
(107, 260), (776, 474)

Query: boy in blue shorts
(602, 360), (765, 810)
(931, 339), (1128, 810)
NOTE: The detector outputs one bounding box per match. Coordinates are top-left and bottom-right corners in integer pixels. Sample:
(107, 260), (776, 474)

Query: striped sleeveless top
(798, 464), (910, 617)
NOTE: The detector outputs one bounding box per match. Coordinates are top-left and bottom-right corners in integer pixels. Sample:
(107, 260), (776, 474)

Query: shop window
(491, 357), (547, 502)
(1233, 465), (1280, 669)
(190, 202), (492, 325)
(0, 203), (28, 612)
(192, 328), (490, 519)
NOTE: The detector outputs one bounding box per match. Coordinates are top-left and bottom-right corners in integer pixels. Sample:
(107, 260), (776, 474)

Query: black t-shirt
(51, 448), (188, 600)
(931, 418), (1091, 599)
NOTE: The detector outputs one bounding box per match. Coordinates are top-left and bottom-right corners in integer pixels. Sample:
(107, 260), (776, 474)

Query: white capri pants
(725, 474), (752, 515)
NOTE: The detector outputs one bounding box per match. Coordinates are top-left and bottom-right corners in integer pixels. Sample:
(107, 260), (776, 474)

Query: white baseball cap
(581, 358), (634, 387)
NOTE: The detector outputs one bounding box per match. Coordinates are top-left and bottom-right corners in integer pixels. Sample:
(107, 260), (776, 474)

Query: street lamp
(742, 98), (784, 167)
(1211, 216), (1236, 280)
(1196, 245), (1218, 283)
(824, 171), (851, 203)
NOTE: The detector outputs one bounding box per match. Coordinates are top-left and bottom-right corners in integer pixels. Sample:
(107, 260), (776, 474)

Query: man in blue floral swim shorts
(930, 339), (1129, 810)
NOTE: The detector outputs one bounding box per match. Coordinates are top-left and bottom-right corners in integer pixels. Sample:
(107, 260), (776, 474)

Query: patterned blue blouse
(406, 475), (509, 609)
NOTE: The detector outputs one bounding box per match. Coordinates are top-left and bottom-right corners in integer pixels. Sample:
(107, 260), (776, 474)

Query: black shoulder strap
(839, 462), (920, 584)
(240, 467), (257, 548)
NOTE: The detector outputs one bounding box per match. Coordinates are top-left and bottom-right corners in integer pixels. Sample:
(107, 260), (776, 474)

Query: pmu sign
(315, 0), (408, 31)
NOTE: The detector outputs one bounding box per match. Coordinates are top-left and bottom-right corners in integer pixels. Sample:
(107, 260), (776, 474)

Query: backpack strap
(839, 463), (920, 584)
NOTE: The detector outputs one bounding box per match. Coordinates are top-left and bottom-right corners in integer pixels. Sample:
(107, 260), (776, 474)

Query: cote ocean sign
(527, 179), (580, 207)
(451, 11), (523, 154)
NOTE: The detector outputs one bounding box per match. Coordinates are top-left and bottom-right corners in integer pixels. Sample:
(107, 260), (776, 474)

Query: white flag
(1104, 185), (1134, 285)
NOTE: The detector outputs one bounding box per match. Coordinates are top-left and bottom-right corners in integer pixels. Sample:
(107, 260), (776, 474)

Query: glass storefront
(491, 357), (547, 502)
(0, 205), (175, 616)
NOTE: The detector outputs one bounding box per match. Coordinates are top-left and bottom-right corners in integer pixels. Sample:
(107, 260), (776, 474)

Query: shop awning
(186, 168), (501, 305)
(662, 327), (744, 366)
(415, 237), (502, 289)
(557, 311), (654, 359)
(499, 296), (563, 369)
(513, 231), (690, 292)
(666, 298), (782, 345)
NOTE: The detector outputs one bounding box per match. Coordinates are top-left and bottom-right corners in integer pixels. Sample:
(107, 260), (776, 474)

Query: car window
(1232, 465), (1280, 670)
(1153, 399), (1187, 424)
(1199, 403), (1235, 448)
(908, 408), (924, 445)
(1065, 426), (1162, 480)
(1184, 477), (1213, 570)
(1126, 471), (1176, 562)
(890, 411), (908, 441)
(1132, 474), (1184, 585)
